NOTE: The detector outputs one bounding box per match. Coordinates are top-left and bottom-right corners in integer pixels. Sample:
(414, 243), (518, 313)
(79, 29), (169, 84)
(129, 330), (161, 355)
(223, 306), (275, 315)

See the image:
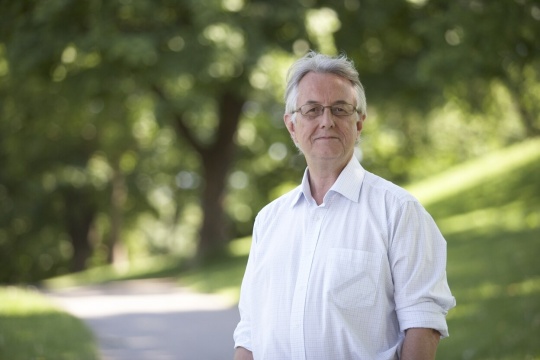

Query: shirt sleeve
(389, 200), (456, 338)
(233, 218), (259, 351)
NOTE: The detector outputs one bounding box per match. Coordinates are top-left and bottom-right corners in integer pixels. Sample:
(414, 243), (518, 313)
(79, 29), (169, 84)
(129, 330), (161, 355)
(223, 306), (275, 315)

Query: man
(233, 51), (455, 360)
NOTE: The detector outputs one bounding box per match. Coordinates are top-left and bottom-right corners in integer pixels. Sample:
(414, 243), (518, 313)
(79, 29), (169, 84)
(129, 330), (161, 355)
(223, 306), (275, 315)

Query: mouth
(314, 136), (339, 141)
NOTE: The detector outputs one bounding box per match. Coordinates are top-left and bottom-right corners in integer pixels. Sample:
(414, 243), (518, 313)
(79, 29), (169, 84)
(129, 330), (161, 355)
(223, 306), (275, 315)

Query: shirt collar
(289, 170), (311, 208)
(291, 156), (366, 208)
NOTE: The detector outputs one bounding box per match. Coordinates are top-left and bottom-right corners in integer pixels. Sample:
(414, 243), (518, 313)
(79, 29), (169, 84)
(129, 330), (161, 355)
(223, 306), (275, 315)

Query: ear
(356, 114), (366, 133)
(284, 113), (296, 142)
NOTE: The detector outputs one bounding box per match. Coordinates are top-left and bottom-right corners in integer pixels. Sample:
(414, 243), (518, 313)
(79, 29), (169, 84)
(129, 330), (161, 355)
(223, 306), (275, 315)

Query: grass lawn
(0, 286), (99, 360)
(421, 139), (540, 360)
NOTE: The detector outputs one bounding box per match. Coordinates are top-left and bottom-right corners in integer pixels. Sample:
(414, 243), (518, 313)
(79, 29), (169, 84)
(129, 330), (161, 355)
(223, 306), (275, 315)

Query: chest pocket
(325, 248), (382, 310)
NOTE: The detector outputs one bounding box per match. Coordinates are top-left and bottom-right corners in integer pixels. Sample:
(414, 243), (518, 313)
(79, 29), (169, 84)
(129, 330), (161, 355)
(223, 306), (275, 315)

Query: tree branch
(151, 84), (205, 154)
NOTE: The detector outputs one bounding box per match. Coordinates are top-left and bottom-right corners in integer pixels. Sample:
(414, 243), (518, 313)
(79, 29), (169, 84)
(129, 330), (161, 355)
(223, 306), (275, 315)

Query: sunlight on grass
(403, 139), (540, 359)
(215, 286), (243, 304)
(45, 238), (254, 291)
(0, 287), (98, 359)
(177, 254), (249, 304)
(406, 138), (540, 206)
(437, 201), (539, 235)
(44, 255), (183, 289)
(445, 302), (479, 320)
(461, 276), (540, 301)
(465, 277), (540, 300)
(506, 276), (540, 297)
(227, 236), (252, 257)
(0, 286), (56, 315)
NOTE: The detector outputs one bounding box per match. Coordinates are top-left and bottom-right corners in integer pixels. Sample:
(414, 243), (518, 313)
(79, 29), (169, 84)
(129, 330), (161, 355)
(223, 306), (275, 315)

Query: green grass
(44, 255), (186, 289)
(418, 139), (540, 360)
(0, 287), (99, 360)
(42, 138), (540, 359)
(176, 237), (251, 303)
(43, 240), (250, 305)
(406, 138), (540, 207)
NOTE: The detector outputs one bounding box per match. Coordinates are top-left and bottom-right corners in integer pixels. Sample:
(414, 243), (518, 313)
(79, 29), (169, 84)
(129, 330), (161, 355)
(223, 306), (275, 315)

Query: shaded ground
(43, 279), (239, 360)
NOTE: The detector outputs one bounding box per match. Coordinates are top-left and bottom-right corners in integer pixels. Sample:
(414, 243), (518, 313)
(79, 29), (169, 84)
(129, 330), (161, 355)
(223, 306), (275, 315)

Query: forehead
(297, 72), (355, 103)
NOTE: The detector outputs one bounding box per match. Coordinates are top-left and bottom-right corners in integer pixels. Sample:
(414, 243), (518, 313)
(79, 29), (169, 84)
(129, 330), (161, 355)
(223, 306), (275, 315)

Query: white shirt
(234, 156), (456, 360)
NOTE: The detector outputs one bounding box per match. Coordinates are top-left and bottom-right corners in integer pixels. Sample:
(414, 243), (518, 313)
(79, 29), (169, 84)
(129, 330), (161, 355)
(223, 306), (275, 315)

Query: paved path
(43, 279), (239, 360)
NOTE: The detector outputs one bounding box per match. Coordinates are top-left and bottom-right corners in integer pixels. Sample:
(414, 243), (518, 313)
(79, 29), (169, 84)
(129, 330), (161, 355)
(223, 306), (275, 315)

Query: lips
(314, 136), (339, 141)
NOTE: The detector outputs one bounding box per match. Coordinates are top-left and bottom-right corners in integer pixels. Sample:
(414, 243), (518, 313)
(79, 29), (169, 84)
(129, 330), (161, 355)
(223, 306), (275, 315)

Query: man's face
(284, 72), (364, 167)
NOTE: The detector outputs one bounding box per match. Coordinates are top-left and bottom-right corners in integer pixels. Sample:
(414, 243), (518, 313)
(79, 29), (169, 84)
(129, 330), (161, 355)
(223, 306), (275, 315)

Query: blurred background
(0, 0), (539, 359)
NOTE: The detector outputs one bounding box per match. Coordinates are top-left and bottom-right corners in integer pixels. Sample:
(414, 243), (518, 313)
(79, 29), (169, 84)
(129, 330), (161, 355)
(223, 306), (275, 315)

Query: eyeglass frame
(292, 102), (360, 118)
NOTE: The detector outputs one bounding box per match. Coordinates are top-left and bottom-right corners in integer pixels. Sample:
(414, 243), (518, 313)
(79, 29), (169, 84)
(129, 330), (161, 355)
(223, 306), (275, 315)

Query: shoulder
(362, 171), (419, 208)
(255, 185), (302, 225)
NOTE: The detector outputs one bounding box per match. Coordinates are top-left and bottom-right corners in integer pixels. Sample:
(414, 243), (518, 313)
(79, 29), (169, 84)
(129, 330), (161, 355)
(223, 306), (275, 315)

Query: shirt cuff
(233, 321), (252, 351)
(397, 304), (450, 338)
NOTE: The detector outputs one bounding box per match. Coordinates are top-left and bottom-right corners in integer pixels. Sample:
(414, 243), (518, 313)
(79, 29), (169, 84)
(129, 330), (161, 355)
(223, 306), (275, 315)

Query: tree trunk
(503, 75), (540, 137)
(107, 164), (127, 264)
(62, 186), (97, 272)
(158, 84), (246, 262)
(196, 92), (245, 260)
(198, 154), (230, 259)
(515, 99), (540, 137)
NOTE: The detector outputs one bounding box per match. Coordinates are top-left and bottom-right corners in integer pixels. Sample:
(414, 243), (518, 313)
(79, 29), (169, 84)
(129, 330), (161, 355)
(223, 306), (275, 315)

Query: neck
(307, 156), (350, 205)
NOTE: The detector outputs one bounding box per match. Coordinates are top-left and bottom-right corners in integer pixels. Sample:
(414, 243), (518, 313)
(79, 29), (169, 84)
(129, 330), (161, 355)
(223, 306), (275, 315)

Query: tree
(317, 0), (540, 181)
(416, 0), (540, 137)
(325, 0), (540, 134)
(0, 0), (313, 281)
(2, 0), (537, 282)
(0, 1), (160, 276)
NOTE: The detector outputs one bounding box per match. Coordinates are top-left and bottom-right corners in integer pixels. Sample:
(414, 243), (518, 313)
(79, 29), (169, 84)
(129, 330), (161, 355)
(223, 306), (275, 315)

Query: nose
(320, 108), (335, 128)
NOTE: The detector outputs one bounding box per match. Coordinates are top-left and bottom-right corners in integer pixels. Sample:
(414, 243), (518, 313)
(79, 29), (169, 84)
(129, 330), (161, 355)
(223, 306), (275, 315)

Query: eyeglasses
(293, 103), (359, 118)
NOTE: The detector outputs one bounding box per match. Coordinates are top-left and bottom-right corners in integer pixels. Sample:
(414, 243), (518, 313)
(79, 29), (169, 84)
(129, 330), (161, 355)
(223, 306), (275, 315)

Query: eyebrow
(303, 100), (350, 105)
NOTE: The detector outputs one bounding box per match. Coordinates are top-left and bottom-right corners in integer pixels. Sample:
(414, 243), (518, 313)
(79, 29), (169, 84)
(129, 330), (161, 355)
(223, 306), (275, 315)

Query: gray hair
(284, 51), (367, 123)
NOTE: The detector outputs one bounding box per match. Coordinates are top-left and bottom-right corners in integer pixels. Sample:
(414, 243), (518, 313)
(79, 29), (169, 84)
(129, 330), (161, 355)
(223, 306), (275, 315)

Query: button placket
(290, 205), (327, 359)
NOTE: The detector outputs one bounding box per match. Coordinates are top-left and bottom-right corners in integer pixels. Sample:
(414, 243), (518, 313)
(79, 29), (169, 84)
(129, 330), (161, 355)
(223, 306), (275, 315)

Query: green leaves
(1, 0), (538, 282)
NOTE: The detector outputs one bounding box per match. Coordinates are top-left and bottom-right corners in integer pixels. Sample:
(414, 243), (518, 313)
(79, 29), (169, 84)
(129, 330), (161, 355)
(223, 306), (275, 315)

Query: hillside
(413, 138), (540, 359)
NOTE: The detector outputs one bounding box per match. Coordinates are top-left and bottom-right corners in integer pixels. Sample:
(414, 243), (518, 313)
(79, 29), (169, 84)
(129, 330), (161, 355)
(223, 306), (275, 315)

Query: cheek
(297, 124), (313, 139)
(340, 124), (357, 137)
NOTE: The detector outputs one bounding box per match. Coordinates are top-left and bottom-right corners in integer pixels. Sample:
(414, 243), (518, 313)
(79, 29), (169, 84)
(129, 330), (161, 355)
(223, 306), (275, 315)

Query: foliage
(1, 0), (538, 283)
(324, 0), (540, 181)
(0, 0), (307, 281)
(0, 287), (99, 360)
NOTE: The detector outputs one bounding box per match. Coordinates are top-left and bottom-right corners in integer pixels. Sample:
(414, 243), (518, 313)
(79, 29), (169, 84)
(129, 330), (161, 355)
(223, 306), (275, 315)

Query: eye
(332, 106), (348, 115)
(301, 104), (322, 116)
(331, 104), (355, 116)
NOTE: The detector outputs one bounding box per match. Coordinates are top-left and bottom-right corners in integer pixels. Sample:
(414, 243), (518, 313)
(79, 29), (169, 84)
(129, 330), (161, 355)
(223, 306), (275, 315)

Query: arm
(400, 328), (440, 360)
(233, 346), (254, 360)
(233, 230), (259, 359)
(390, 201), (455, 339)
